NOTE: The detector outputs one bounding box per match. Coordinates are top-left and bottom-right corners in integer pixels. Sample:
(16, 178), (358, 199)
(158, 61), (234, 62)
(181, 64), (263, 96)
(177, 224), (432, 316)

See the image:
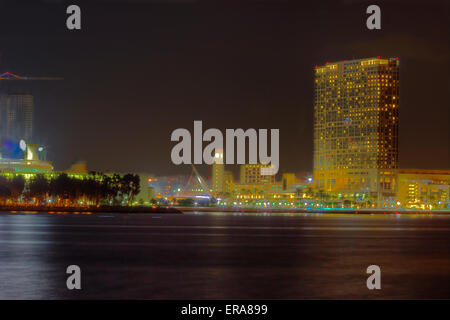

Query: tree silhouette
(0, 172), (142, 207)
(27, 174), (49, 205)
(9, 175), (25, 202)
(0, 176), (12, 204)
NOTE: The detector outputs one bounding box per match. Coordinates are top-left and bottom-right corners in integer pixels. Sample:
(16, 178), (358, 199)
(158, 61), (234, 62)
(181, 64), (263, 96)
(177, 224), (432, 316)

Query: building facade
(212, 149), (225, 195)
(240, 164), (276, 185)
(397, 169), (449, 209)
(313, 57), (399, 203)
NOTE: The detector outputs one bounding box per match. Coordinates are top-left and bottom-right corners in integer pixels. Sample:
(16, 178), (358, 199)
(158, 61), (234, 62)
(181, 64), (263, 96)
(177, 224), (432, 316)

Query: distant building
(220, 170), (303, 204)
(281, 173), (296, 191)
(0, 158), (53, 174)
(65, 162), (88, 174)
(212, 149), (225, 195)
(0, 93), (33, 156)
(223, 170), (234, 197)
(25, 144), (38, 161)
(147, 175), (189, 198)
(232, 183), (266, 200)
(240, 164), (276, 185)
(397, 169), (449, 209)
(313, 57), (400, 204)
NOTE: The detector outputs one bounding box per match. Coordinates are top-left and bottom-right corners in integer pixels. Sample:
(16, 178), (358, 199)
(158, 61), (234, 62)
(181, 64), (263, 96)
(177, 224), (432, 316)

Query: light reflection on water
(188, 210), (443, 219)
(0, 211), (449, 299)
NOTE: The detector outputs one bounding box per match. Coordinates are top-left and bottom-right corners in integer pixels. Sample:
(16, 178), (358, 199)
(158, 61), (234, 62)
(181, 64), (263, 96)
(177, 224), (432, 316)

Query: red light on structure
(325, 62), (329, 65)
(377, 55), (381, 59)
(395, 57), (399, 60)
(314, 65), (318, 69)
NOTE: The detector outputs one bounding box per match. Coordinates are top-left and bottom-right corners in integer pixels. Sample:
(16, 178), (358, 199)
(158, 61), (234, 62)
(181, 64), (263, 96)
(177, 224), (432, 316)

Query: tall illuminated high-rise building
(212, 149), (225, 195)
(313, 57), (399, 201)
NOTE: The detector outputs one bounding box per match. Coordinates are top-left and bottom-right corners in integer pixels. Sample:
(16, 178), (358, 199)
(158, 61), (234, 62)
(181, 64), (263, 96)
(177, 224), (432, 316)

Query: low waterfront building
(136, 174), (157, 204)
(0, 158), (53, 175)
(397, 169), (449, 209)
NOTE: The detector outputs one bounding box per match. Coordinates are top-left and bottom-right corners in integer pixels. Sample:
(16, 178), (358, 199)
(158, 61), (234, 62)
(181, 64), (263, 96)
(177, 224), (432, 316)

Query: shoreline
(0, 205), (182, 214)
(178, 206), (450, 215)
(0, 205), (449, 215)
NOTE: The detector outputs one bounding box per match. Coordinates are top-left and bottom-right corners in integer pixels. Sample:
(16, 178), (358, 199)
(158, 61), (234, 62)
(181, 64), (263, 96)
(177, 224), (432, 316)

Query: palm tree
(0, 176), (12, 204)
(49, 173), (74, 206)
(121, 174), (140, 205)
(28, 174), (49, 205)
(9, 175), (25, 203)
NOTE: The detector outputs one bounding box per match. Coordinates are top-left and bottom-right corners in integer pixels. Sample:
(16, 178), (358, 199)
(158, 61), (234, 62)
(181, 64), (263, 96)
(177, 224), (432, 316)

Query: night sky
(0, 0), (448, 177)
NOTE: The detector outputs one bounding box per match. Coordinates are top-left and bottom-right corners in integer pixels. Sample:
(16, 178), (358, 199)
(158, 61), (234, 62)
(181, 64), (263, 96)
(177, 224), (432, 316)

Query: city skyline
(0, 1), (449, 303)
(2, 54), (447, 210)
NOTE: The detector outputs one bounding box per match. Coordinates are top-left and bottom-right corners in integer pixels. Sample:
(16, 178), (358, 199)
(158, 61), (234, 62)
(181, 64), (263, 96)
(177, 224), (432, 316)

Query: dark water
(0, 211), (449, 299)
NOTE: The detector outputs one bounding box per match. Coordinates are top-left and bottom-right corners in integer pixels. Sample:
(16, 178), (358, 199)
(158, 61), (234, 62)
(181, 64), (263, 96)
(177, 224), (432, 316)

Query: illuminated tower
(212, 149), (225, 195)
(313, 57), (399, 202)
